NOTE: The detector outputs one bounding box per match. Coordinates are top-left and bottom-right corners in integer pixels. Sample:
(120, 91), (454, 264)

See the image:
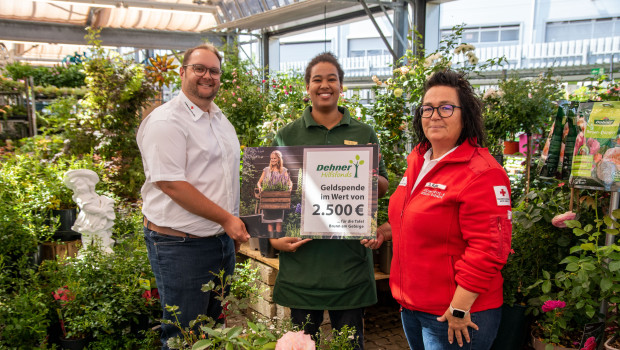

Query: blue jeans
(291, 307), (365, 350)
(144, 227), (235, 350)
(401, 307), (501, 350)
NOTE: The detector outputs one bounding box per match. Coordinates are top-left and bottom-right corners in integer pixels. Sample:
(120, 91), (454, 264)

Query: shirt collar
(178, 91), (222, 122)
(425, 146), (458, 162)
(302, 106), (351, 128)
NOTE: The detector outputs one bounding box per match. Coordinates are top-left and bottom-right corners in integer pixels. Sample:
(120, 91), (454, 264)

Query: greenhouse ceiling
(0, 0), (430, 65)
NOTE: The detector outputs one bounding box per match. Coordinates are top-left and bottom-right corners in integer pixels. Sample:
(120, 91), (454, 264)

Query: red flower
(542, 300), (566, 312)
(142, 288), (160, 302)
(53, 286), (73, 306)
(581, 336), (596, 350)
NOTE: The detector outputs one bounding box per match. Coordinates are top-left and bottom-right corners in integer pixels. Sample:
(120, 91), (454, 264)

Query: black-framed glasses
(419, 104), (462, 118)
(183, 64), (222, 78)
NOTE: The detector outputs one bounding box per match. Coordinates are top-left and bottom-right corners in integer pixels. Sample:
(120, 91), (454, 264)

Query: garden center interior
(1, 0), (620, 349)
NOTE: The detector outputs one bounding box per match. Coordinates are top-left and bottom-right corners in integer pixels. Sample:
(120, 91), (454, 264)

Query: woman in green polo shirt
(270, 52), (389, 350)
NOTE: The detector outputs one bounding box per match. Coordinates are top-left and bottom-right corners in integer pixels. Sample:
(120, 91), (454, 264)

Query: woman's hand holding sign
(270, 237), (312, 252)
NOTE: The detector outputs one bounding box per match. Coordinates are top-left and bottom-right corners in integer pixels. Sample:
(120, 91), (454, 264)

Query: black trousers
(290, 307), (365, 350)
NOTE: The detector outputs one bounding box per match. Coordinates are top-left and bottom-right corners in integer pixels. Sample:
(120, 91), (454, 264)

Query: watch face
(452, 309), (466, 318)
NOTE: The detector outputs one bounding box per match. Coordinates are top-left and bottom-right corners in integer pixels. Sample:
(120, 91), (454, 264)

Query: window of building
(348, 37), (391, 57)
(280, 41), (331, 62)
(441, 25), (520, 46)
(546, 17), (620, 42)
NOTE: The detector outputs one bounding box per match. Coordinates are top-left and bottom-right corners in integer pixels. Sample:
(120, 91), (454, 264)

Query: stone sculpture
(63, 169), (115, 253)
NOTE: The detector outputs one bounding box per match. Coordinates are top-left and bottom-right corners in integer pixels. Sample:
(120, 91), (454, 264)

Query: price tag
(301, 146), (375, 239)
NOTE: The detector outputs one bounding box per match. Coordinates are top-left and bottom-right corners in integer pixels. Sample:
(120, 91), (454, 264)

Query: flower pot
(259, 238), (277, 258)
(490, 303), (528, 350)
(259, 190), (292, 210)
(378, 241), (392, 274)
(130, 313), (150, 335)
(51, 208), (81, 241)
(59, 336), (89, 350)
(504, 141), (520, 155)
(531, 332), (577, 350)
(605, 336), (620, 350)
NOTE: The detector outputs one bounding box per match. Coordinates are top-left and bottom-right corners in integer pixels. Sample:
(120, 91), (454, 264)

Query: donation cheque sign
(239, 145), (378, 240)
(301, 146), (376, 239)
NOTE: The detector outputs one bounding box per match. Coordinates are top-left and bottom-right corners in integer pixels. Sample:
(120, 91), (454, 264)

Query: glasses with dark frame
(419, 104), (462, 118)
(183, 64), (222, 78)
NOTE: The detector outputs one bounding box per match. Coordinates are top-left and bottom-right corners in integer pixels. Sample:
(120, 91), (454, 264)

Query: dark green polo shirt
(271, 106), (387, 310)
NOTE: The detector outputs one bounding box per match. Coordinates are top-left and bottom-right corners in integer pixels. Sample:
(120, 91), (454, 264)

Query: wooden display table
(238, 242), (389, 281)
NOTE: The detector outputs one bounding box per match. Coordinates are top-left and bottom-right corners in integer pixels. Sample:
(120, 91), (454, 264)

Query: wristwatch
(449, 304), (470, 319)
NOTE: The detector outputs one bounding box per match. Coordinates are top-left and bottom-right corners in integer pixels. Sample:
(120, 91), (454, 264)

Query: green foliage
(3, 61), (86, 88)
(503, 180), (579, 307)
(0, 276), (52, 348)
(528, 193), (620, 347)
(78, 27), (158, 199)
(569, 75), (620, 102)
(368, 25), (505, 175)
(230, 259), (262, 304)
(482, 71), (563, 149)
(216, 44), (269, 147)
(165, 267), (356, 350)
(40, 229), (157, 341)
(255, 71), (309, 145)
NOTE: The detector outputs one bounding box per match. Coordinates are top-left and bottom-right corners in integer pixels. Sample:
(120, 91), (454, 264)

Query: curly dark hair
(304, 52), (344, 86)
(412, 70), (485, 154)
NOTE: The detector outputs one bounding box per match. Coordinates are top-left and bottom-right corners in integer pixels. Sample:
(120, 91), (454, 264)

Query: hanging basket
(259, 190), (292, 210)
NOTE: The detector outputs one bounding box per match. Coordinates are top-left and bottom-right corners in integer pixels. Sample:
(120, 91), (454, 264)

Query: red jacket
(388, 141), (512, 315)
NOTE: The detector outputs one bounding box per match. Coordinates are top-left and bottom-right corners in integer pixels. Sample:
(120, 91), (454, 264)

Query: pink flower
(551, 212), (576, 228)
(542, 300), (566, 312)
(581, 337), (596, 350)
(586, 138), (600, 155)
(232, 103), (237, 107)
(276, 331), (315, 350)
(575, 132), (585, 154)
(237, 97), (242, 102)
(236, 85), (240, 89)
(262, 79), (266, 83)
(232, 92), (236, 96)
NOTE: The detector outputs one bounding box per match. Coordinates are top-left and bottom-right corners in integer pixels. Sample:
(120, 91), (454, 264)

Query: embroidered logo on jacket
(420, 189), (445, 199)
(399, 177), (407, 186)
(494, 186), (510, 206)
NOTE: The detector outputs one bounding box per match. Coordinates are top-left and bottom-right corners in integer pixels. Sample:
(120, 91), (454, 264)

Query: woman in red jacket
(379, 70), (512, 349)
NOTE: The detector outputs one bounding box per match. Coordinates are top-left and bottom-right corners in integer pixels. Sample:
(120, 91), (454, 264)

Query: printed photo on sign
(239, 145), (379, 240)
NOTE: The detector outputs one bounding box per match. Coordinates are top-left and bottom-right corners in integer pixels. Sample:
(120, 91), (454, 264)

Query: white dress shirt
(411, 146), (458, 194)
(137, 91), (240, 236)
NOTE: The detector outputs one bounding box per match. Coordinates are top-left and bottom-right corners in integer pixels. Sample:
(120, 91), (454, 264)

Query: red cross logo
(500, 188), (506, 196)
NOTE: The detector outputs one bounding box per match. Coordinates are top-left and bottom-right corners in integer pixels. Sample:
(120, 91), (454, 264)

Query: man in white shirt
(137, 43), (250, 349)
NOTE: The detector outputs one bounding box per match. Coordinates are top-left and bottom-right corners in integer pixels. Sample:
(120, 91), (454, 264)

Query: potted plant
(492, 180), (578, 350)
(528, 194), (620, 350)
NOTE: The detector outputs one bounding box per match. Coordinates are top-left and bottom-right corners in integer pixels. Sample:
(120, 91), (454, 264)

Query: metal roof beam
(264, 5), (383, 37)
(0, 19), (225, 50)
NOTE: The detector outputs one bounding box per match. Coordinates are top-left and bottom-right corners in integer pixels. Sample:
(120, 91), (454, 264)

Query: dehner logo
(316, 163), (353, 178)
(315, 154), (365, 178)
(349, 155), (365, 178)
(594, 118), (614, 125)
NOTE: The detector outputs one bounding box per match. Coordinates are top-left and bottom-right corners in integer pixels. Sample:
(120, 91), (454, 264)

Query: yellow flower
(394, 88), (404, 98)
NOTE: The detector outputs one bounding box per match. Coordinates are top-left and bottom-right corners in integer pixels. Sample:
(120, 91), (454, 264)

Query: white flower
(483, 88), (498, 100)
(399, 66), (410, 75)
(424, 53), (443, 67)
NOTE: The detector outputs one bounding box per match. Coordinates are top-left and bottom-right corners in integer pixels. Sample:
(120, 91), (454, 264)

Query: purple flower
(295, 203), (301, 214)
(542, 300), (566, 313)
